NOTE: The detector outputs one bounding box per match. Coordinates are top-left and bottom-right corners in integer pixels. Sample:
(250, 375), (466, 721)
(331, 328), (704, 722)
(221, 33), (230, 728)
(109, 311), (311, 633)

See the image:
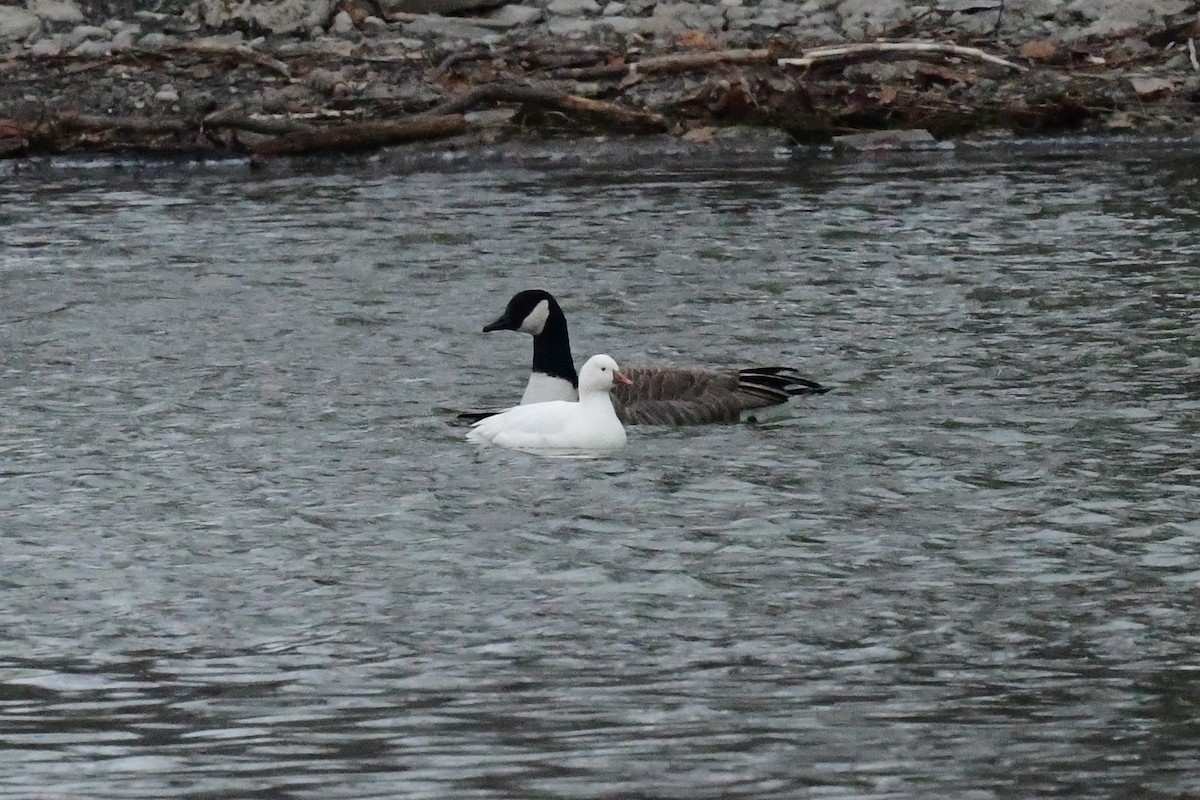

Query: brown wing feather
(613, 366), (815, 425)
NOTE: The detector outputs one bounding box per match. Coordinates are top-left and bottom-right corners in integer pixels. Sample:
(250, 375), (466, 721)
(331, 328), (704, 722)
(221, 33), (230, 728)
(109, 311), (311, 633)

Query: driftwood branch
(779, 42), (1027, 73)
(184, 41), (292, 79)
(554, 48), (772, 80)
(203, 106), (315, 136)
(385, 10), (514, 30)
(251, 114), (468, 156)
(632, 48), (773, 75)
(57, 114), (190, 134)
(425, 82), (668, 131)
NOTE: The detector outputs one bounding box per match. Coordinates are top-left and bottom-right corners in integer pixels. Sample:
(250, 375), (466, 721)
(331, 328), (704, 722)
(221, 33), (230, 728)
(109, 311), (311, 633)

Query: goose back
(479, 289), (829, 427)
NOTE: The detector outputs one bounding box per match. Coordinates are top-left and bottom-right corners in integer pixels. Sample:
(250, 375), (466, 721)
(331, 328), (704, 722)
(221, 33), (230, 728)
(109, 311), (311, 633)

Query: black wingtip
(738, 367), (831, 398)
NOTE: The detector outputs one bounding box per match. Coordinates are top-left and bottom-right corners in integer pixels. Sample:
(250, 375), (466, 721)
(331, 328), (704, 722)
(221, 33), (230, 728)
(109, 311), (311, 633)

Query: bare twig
(385, 10), (514, 30)
(203, 106), (315, 136)
(424, 81), (668, 131)
(630, 48), (773, 76)
(1189, 38), (1199, 73)
(779, 41), (1027, 73)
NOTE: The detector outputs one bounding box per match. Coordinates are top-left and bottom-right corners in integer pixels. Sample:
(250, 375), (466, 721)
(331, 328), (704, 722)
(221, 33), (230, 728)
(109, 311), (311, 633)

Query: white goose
(466, 354), (631, 454)
(480, 289), (829, 425)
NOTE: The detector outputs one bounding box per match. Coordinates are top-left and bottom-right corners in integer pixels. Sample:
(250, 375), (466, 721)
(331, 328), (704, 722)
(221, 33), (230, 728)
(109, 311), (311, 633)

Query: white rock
(836, 0), (910, 38)
(137, 32), (180, 48)
(29, 37), (64, 56)
(111, 28), (137, 50)
(1072, 0), (1191, 38)
(547, 17), (599, 36)
(489, 5), (543, 26)
(70, 38), (112, 56)
(68, 24), (111, 44)
(155, 86), (180, 102)
(28, 0), (85, 25)
(596, 16), (641, 34)
(602, 2), (626, 15)
(548, 0), (602, 15)
(0, 7), (41, 42)
(403, 16), (499, 40)
(361, 15), (389, 33)
(196, 0), (336, 36)
(330, 9), (355, 34)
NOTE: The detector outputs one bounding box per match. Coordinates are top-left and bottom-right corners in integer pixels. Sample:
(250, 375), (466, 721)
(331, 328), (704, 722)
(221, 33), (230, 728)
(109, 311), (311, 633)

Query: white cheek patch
(518, 299), (550, 334)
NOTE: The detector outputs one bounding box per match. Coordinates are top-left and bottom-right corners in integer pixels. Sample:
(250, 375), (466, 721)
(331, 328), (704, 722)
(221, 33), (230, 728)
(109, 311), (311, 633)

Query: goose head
(483, 289), (560, 336)
(579, 354), (632, 395)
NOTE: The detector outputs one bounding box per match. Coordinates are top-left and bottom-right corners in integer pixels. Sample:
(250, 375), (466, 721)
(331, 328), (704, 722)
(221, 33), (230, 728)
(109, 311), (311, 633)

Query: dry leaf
(682, 126), (715, 143)
(676, 30), (717, 51)
(1019, 40), (1058, 61)
(878, 86), (898, 104)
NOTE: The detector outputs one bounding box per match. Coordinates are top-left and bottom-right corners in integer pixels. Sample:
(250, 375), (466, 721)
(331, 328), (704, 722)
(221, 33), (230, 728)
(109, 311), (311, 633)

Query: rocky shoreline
(1, 0), (1198, 160)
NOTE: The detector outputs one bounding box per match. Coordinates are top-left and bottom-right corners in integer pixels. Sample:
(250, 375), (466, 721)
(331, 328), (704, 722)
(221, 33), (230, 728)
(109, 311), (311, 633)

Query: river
(2, 138), (1198, 798)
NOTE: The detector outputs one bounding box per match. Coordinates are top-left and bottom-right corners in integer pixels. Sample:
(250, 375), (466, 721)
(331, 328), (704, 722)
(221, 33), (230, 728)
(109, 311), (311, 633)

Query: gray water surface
(2, 142), (1199, 799)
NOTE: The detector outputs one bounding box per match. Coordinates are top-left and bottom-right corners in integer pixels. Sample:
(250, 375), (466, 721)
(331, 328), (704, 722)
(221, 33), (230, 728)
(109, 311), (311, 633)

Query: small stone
(29, 37), (64, 56)
(67, 24), (111, 45)
(0, 7), (43, 42)
(330, 9), (356, 35)
(303, 67), (344, 93)
(836, 0), (910, 39)
(1129, 77), (1175, 98)
(596, 15), (640, 34)
(489, 5), (543, 25)
(601, 2), (627, 14)
(69, 38), (112, 56)
(137, 32), (179, 48)
(361, 15), (389, 33)
(547, 17), (598, 36)
(193, 32), (245, 48)
(548, 0), (602, 15)
(111, 29), (137, 50)
(133, 11), (170, 25)
(28, 0), (85, 25)
(1104, 111), (1137, 130)
(403, 16), (499, 40)
(155, 85), (180, 102)
(464, 107), (518, 128)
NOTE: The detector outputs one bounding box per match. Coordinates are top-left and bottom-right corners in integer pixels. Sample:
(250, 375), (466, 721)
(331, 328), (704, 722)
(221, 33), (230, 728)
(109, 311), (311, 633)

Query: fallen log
(779, 42), (1027, 73)
(252, 114), (468, 156)
(203, 106), (316, 136)
(57, 114), (191, 134)
(425, 81), (668, 131)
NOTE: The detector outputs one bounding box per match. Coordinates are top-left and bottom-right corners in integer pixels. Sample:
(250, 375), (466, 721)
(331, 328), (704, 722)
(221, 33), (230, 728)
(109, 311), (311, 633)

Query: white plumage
(466, 354), (630, 455)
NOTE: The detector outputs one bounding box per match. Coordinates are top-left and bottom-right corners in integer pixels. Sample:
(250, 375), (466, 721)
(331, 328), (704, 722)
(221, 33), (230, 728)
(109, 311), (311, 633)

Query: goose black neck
(531, 305), (578, 387)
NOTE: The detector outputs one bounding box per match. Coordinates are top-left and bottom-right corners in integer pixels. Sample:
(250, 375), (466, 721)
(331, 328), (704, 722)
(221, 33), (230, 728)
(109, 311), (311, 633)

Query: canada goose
(467, 354), (630, 454)
(481, 289), (829, 425)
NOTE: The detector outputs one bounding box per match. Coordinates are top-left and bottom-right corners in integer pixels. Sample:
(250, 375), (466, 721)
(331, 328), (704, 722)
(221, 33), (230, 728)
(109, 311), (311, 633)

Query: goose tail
(737, 367), (829, 402)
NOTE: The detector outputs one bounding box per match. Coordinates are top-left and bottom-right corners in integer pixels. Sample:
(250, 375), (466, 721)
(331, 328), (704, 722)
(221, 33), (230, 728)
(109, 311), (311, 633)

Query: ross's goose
(466, 353), (630, 455)
(480, 289), (829, 425)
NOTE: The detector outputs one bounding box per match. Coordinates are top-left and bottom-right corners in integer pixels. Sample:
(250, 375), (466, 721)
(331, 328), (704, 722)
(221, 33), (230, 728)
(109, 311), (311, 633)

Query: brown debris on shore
(2, 22), (1198, 160)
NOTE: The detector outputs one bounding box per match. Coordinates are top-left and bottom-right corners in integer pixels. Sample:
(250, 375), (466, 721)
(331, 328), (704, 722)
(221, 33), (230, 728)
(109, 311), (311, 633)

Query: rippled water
(2, 140), (1198, 799)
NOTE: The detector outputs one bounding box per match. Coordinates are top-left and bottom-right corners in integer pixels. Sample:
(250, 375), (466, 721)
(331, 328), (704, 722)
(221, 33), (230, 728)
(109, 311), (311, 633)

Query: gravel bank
(1, 0), (1198, 159)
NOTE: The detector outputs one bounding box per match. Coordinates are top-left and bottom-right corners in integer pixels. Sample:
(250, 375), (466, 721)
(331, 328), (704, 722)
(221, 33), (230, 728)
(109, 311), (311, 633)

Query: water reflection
(1, 141), (1198, 799)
